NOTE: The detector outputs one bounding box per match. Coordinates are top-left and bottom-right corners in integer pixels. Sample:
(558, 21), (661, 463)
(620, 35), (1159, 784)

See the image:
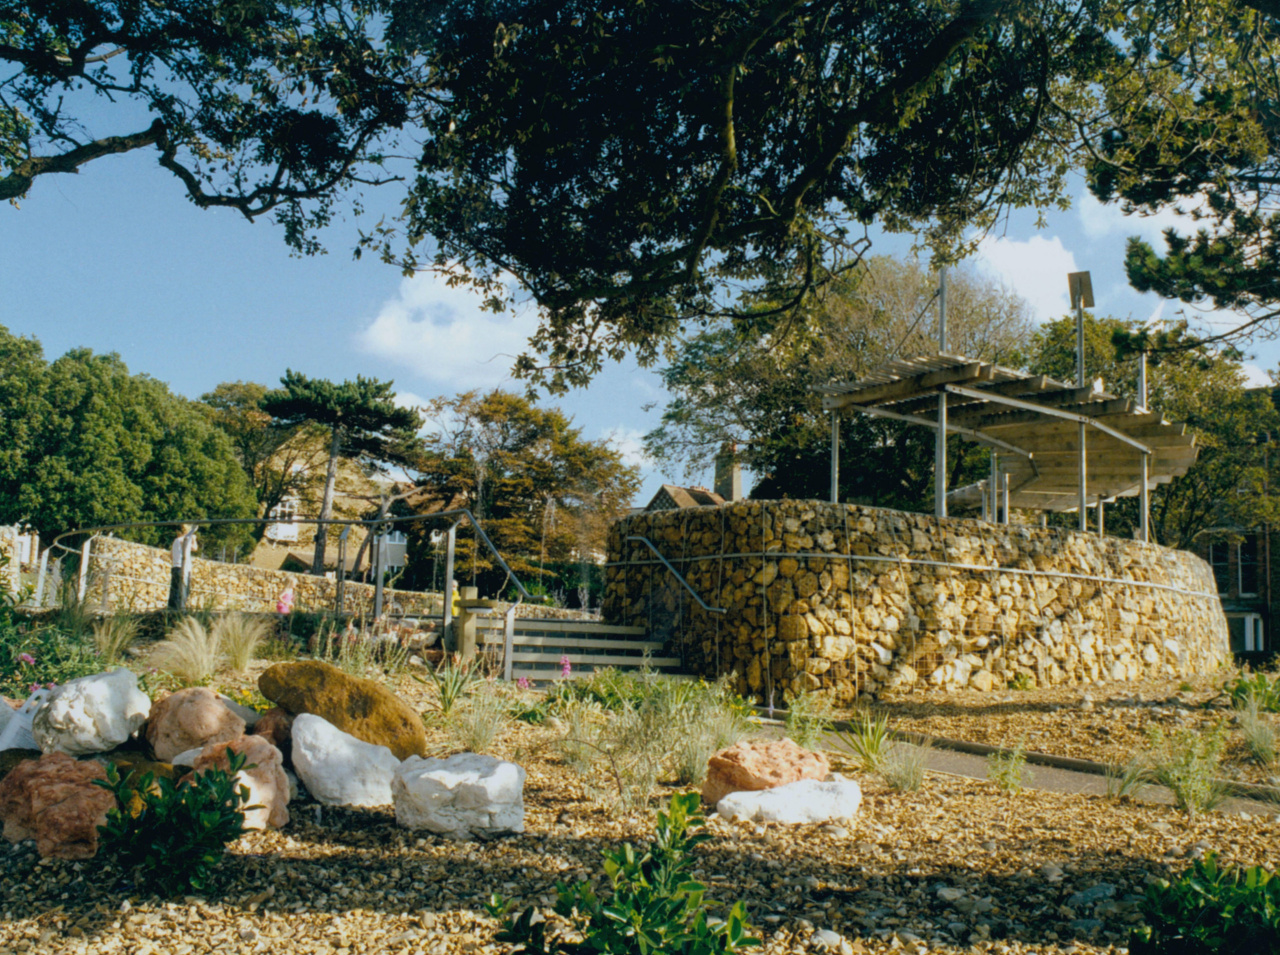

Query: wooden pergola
(813, 353), (1199, 539)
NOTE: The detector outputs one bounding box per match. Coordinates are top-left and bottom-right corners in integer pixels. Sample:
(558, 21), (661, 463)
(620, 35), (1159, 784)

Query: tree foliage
(644, 258), (1032, 511)
(409, 390), (640, 594)
(261, 371), (421, 573)
(1, 0), (416, 251)
(0, 326), (257, 548)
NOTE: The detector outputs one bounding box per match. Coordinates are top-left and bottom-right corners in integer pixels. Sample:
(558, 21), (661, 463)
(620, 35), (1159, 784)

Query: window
(1228, 613), (1266, 654)
(1238, 534), (1260, 597)
(265, 497), (299, 543)
(1209, 541), (1231, 594)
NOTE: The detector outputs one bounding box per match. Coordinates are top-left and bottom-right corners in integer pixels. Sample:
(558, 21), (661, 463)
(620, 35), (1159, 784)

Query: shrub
(784, 690), (834, 751)
(0, 622), (100, 697)
(490, 792), (760, 955)
(1145, 725), (1228, 816)
(92, 614), (140, 666)
(837, 710), (893, 773)
(881, 741), (930, 792)
(449, 688), (509, 753)
(96, 753), (255, 896)
(1238, 700), (1278, 767)
(1224, 670), (1280, 713)
(1105, 757), (1151, 801)
(987, 742), (1030, 795)
(545, 665), (649, 711)
(672, 702), (751, 786)
(1130, 853), (1280, 954)
(152, 616), (222, 686)
(1008, 672), (1034, 691)
(424, 657), (478, 717)
(213, 613), (271, 672)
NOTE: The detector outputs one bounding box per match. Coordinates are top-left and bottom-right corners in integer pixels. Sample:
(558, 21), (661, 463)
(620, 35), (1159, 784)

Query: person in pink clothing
(276, 586), (294, 615)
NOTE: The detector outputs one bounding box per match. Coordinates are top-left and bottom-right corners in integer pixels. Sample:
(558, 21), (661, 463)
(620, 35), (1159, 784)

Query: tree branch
(0, 118), (165, 201)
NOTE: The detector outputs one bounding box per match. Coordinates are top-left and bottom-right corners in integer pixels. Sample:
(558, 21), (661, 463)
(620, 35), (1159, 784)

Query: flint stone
(32, 669), (150, 756)
(393, 753), (525, 839)
(250, 707), (294, 757)
(145, 687), (246, 761)
(259, 661), (426, 760)
(291, 713), (399, 807)
(0, 752), (115, 859)
(217, 694), (262, 728)
(715, 777), (862, 826)
(702, 737), (830, 806)
(193, 735), (289, 829)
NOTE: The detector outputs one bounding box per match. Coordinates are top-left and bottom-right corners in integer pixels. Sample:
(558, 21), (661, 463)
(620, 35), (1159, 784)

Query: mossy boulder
(258, 662), (426, 760)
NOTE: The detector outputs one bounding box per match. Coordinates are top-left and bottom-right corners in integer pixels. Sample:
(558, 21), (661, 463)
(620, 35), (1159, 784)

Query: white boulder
(716, 777), (862, 826)
(32, 670), (150, 756)
(393, 753), (526, 839)
(291, 714), (399, 807)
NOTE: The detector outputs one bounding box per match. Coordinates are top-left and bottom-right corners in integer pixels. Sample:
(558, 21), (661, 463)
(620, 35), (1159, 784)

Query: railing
(625, 536), (727, 614)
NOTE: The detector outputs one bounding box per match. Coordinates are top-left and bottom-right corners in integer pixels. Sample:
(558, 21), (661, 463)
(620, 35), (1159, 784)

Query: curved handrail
(625, 535), (726, 614)
(47, 509), (535, 603)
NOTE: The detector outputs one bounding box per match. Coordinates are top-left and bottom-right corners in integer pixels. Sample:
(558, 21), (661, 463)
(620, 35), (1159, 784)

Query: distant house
(644, 443), (743, 512)
(1195, 529), (1271, 659)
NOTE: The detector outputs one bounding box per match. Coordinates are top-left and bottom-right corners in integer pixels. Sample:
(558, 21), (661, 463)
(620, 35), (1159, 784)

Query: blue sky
(2, 147), (1273, 506)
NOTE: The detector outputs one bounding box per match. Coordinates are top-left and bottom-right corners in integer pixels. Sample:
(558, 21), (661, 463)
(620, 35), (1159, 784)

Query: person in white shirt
(167, 524), (199, 611)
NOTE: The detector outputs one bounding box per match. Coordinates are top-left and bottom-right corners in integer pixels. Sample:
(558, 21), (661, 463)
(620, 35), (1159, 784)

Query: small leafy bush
(152, 616), (222, 686)
(881, 741), (930, 792)
(1130, 853), (1280, 954)
(0, 622), (100, 697)
(92, 614), (140, 666)
(489, 792), (760, 955)
(1008, 672), (1035, 692)
(449, 688), (510, 753)
(1224, 671), (1280, 713)
(987, 742), (1030, 795)
(784, 690), (834, 751)
(424, 657), (478, 717)
(96, 753), (256, 895)
(1145, 725), (1228, 816)
(837, 710), (893, 773)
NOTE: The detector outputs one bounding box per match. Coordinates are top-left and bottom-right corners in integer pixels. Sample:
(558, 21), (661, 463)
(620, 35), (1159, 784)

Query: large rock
(250, 707), (294, 757)
(145, 688), (246, 762)
(393, 753), (525, 840)
(0, 752), (116, 859)
(258, 662), (426, 760)
(32, 670), (150, 756)
(0, 749), (41, 783)
(291, 714), (399, 807)
(702, 738), (831, 806)
(192, 735), (289, 830)
(716, 777), (862, 825)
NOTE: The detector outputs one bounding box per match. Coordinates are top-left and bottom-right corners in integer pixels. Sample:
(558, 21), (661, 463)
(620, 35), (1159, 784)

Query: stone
(703, 738), (830, 807)
(811, 929), (845, 951)
(1039, 862), (1066, 883)
(258, 661), (426, 760)
(937, 886), (966, 903)
(393, 753), (526, 839)
(217, 694), (262, 728)
(32, 669), (150, 756)
(145, 688), (246, 762)
(715, 777), (862, 826)
(192, 735), (289, 829)
(969, 669), (995, 692)
(1067, 883), (1117, 909)
(250, 707), (294, 756)
(0, 752), (115, 859)
(0, 749), (41, 783)
(291, 713), (399, 807)
(170, 747), (202, 767)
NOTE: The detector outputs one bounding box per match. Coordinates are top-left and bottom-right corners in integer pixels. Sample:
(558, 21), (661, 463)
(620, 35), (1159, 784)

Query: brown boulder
(145, 688), (246, 762)
(0, 749), (41, 784)
(193, 735), (289, 830)
(0, 752), (116, 859)
(701, 738), (831, 807)
(250, 707), (294, 756)
(258, 661), (426, 760)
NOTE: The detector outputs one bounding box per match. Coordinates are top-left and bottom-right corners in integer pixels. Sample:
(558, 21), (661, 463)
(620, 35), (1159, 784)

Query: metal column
(1079, 423), (1088, 532)
(1140, 453), (1151, 543)
(1097, 497), (1105, 537)
(989, 453), (999, 522)
(373, 527), (386, 619)
(935, 267), (948, 519)
(1002, 472), (1010, 525)
(830, 411), (840, 504)
(442, 522), (457, 638)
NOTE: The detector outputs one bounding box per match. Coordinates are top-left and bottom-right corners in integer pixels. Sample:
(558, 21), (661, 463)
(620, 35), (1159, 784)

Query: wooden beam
(822, 362), (991, 410)
(890, 374), (1055, 417)
(957, 397), (1136, 430)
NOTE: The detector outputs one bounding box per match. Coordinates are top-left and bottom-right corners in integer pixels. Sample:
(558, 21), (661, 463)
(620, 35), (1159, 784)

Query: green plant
(256, 628), (300, 661)
(489, 792), (760, 955)
(1225, 670), (1280, 713)
(92, 614), (140, 665)
(546, 666), (649, 712)
(556, 698), (606, 775)
(1008, 672), (1035, 692)
(1145, 725), (1229, 816)
(1130, 854), (1280, 954)
(987, 742), (1030, 795)
(95, 752), (257, 896)
(881, 741), (930, 792)
(784, 690), (834, 751)
(152, 616), (222, 686)
(1238, 700), (1278, 767)
(671, 703), (750, 787)
(423, 657), (478, 717)
(213, 612), (271, 671)
(449, 688), (509, 753)
(837, 710), (893, 773)
(1105, 757), (1151, 800)
(0, 622), (100, 697)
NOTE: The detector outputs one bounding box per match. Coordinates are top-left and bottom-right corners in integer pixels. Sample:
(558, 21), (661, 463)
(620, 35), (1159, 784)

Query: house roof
(645, 484), (726, 511)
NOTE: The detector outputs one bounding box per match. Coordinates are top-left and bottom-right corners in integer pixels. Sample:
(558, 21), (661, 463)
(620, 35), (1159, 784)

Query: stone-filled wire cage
(604, 501), (1230, 705)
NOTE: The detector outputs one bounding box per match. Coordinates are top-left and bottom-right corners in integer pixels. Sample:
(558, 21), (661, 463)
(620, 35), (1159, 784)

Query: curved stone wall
(604, 501), (1230, 703)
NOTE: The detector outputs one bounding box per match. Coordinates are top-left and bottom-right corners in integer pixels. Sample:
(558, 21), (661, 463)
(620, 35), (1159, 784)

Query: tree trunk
(312, 426), (343, 575)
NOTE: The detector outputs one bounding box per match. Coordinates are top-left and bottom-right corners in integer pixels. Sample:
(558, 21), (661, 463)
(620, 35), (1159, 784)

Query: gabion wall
(604, 501), (1231, 704)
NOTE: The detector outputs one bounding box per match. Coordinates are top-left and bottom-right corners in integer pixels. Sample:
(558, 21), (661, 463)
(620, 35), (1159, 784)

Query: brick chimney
(714, 442), (742, 502)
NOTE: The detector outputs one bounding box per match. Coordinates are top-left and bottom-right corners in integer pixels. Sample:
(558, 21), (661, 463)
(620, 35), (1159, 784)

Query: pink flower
(560, 655), (572, 679)
(516, 676), (530, 690)
(17, 652), (35, 666)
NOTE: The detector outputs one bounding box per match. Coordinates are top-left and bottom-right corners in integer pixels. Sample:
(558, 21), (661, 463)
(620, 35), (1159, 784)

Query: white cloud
(358, 271), (539, 390)
(393, 390), (429, 411)
(1243, 362), (1272, 388)
(602, 426), (654, 470)
(1077, 189), (1209, 249)
(973, 234), (1078, 323)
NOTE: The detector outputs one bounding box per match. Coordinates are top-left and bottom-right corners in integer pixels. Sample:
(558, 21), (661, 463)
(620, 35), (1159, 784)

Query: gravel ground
(5, 673), (1280, 955)
(861, 670), (1280, 787)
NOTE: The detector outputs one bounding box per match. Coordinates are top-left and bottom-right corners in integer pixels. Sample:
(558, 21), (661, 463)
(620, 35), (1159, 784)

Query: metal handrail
(625, 536), (726, 614)
(47, 508), (535, 603)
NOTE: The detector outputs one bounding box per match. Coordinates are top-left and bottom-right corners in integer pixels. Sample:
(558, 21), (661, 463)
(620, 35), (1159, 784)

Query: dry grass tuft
(153, 616), (222, 686)
(213, 612), (272, 672)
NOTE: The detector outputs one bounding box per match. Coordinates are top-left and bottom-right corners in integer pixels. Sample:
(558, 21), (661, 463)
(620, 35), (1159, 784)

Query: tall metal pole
(989, 453), (999, 522)
(442, 522), (457, 634)
(1097, 496), (1105, 538)
(1137, 351), (1149, 412)
(830, 411), (840, 504)
(935, 267), (948, 518)
(373, 527), (386, 619)
(1138, 348), (1151, 542)
(1002, 472), (1010, 525)
(1076, 293), (1088, 532)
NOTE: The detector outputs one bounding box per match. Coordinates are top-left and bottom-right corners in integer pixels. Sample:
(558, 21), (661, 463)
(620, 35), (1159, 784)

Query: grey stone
(1067, 883), (1116, 908)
